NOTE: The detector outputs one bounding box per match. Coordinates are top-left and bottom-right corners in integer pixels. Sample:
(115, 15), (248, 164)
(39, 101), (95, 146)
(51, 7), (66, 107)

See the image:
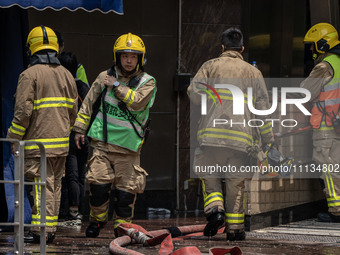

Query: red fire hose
(109, 223), (242, 255)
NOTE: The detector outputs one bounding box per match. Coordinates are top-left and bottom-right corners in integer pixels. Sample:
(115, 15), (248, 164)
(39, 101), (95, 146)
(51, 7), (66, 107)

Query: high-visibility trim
(33, 97), (75, 110)
(123, 89), (132, 104)
(96, 112), (143, 133)
(34, 177), (41, 215)
(197, 128), (253, 146)
(76, 113), (91, 125)
(225, 213), (244, 224)
(104, 93), (119, 105)
(201, 179), (207, 199)
(204, 192), (224, 207)
(215, 89), (252, 104)
(127, 91), (136, 106)
(90, 210), (108, 222)
(259, 122), (273, 135)
(323, 98), (340, 105)
(325, 167), (336, 198)
(31, 215), (58, 226)
(323, 82), (340, 91)
(122, 89), (136, 107)
(313, 121), (334, 131)
(327, 197), (340, 207)
(24, 137), (69, 150)
(10, 122), (26, 136)
(113, 218), (131, 228)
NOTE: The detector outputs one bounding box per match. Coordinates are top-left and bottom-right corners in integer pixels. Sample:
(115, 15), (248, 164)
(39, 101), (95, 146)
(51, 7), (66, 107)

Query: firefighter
(73, 33), (157, 237)
(187, 27), (274, 240)
(300, 23), (340, 222)
(7, 26), (78, 243)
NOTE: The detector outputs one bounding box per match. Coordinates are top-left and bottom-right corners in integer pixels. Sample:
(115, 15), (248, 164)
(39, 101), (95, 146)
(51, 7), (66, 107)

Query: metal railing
(0, 138), (46, 254)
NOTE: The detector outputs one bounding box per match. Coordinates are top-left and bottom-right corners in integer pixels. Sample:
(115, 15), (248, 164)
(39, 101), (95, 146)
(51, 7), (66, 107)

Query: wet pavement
(1, 214), (340, 254)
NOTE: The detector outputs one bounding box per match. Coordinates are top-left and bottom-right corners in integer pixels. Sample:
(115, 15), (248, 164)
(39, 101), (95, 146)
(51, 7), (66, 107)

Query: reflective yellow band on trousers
(90, 210), (108, 222)
(31, 215), (58, 226)
(225, 213), (244, 223)
(325, 167), (337, 198)
(113, 219), (131, 228)
(327, 197), (340, 207)
(204, 192), (224, 207)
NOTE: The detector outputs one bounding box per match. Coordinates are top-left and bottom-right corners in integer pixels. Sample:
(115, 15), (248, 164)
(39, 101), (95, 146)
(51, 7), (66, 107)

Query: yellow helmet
(304, 23), (340, 53)
(26, 25), (59, 56)
(113, 33), (146, 69)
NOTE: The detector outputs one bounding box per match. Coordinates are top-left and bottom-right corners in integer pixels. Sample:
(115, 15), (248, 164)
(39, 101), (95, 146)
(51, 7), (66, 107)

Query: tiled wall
(246, 178), (324, 215)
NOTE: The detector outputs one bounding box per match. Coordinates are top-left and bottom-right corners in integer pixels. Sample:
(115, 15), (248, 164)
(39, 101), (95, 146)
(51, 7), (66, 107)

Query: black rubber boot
(86, 222), (101, 238)
(226, 229), (246, 241)
(24, 231), (40, 243)
(24, 231), (55, 243)
(203, 209), (225, 237)
(317, 212), (340, 223)
(47, 233), (56, 244)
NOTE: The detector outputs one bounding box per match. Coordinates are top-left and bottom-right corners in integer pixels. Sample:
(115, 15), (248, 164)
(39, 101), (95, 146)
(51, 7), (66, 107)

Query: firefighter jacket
(7, 63), (78, 158)
(187, 51), (274, 153)
(73, 67), (156, 154)
(300, 52), (340, 140)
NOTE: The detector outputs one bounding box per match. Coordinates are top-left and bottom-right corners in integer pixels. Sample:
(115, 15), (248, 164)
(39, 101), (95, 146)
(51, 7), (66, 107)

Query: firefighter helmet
(304, 23), (340, 53)
(113, 33), (146, 70)
(26, 25), (59, 56)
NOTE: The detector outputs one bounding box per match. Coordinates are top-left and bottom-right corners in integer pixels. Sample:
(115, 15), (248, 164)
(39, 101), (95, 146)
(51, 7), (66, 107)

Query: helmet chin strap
(312, 53), (318, 60)
(121, 67), (137, 76)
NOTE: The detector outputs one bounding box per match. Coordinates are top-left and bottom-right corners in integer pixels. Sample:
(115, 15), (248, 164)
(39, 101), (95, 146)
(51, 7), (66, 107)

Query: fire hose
(274, 126), (312, 138)
(109, 223), (242, 255)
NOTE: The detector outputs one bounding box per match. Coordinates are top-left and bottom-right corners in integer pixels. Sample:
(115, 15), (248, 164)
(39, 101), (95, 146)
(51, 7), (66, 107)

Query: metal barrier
(0, 138), (46, 254)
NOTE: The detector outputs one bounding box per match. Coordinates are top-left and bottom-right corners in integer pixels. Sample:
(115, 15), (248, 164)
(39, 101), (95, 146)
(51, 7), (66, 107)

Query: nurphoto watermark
(189, 78), (337, 179)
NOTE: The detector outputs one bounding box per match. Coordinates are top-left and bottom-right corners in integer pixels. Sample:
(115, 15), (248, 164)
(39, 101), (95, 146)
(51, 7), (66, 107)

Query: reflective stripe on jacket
(310, 55), (340, 129)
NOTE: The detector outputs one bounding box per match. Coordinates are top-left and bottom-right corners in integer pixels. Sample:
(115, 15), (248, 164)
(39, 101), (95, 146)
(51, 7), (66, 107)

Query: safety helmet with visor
(113, 33), (146, 71)
(304, 23), (340, 58)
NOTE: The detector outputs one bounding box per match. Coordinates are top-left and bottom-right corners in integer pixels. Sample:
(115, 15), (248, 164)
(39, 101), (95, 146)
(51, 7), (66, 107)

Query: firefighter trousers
(195, 146), (248, 231)
(86, 147), (148, 229)
(313, 138), (340, 215)
(25, 157), (66, 234)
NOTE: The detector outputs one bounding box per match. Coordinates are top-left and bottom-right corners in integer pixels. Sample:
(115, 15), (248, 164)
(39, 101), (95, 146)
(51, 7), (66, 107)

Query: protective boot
(24, 231), (55, 243)
(317, 212), (340, 223)
(203, 207), (225, 237)
(24, 231), (40, 243)
(86, 222), (102, 238)
(226, 229), (246, 241)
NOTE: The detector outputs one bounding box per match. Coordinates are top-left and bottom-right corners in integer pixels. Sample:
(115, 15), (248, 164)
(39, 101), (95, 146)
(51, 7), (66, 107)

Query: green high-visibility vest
(87, 73), (156, 152)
